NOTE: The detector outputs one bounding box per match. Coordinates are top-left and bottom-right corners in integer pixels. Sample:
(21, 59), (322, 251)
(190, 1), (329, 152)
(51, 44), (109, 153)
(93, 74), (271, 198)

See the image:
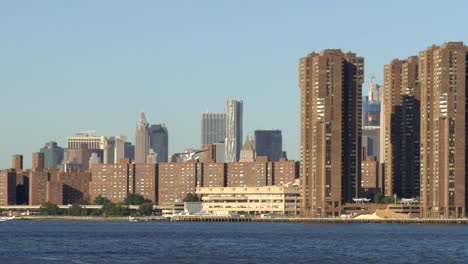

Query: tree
(183, 193), (200, 202)
(373, 193), (385, 203)
(124, 193), (146, 205)
(69, 204), (83, 216)
(137, 202), (153, 216)
(40, 202), (60, 215)
(94, 195), (111, 205)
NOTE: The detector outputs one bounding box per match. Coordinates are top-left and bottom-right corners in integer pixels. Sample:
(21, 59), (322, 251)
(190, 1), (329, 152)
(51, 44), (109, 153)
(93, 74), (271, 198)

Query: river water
(0, 221), (467, 263)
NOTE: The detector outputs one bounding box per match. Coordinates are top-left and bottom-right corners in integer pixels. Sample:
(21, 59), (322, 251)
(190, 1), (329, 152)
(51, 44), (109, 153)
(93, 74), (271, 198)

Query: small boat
(0, 216), (15, 222)
(128, 216), (138, 222)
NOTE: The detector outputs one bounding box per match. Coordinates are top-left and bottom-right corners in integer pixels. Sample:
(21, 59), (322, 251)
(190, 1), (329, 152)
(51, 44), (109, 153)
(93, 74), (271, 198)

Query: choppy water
(0, 221), (467, 263)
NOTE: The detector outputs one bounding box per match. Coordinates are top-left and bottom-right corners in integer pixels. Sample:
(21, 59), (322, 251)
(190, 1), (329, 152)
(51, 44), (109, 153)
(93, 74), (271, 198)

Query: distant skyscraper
(149, 124), (168, 163)
(124, 142), (135, 161)
(40, 141), (64, 169)
(146, 149), (157, 164)
(135, 112), (150, 163)
(225, 99), (243, 162)
(239, 136), (255, 162)
(300, 49), (364, 217)
(67, 131), (107, 163)
(201, 113), (226, 146)
(368, 77), (381, 103)
(114, 135), (126, 163)
(254, 130), (282, 161)
(89, 152), (101, 167)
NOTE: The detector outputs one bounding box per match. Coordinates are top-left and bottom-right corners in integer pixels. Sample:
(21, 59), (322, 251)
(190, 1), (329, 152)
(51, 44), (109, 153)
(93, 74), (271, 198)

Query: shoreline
(9, 215), (468, 224)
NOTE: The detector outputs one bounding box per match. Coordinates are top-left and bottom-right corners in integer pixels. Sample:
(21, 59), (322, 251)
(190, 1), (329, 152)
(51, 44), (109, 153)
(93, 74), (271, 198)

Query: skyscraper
(419, 42), (467, 218)
(114, 135), (126, 164)
(225, 99), (243, 162)
(135, 112), (150, 163)
(149, 124), (169, 163)
(254, 130), (282, 161)
(201, 113), (226, 146)
(40, 141), (64, 169)
(299, 49), (364, 217)
(382, 57), (420, 199)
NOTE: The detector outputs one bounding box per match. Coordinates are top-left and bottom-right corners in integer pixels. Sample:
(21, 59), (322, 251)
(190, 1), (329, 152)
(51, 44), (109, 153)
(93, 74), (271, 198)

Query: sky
(1, 0), (468, 169)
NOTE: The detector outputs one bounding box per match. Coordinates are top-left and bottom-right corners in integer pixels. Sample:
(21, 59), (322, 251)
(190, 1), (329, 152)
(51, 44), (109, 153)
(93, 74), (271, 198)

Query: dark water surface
(1, 220), (468, 263)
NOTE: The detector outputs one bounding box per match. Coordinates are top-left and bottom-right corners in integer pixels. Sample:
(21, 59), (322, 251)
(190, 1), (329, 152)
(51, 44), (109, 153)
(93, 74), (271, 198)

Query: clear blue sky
(1, 0), (468, 169)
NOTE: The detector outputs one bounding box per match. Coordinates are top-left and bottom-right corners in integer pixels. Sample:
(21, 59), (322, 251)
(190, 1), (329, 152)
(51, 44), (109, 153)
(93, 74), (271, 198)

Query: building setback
(381, 56), (420, 199)
(300, 49), (364, 217)
(419, 42), (468, 218)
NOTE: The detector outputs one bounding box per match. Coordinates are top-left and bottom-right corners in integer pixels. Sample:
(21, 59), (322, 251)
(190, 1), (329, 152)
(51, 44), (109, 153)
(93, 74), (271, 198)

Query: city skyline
(2, 1), (468, 169)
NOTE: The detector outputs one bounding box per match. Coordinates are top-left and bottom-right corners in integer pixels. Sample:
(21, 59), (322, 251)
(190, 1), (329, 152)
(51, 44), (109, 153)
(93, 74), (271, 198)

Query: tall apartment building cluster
(299, 49), (364, 217)
(299, 42), (468, 219)
(381, 42), (468, 218)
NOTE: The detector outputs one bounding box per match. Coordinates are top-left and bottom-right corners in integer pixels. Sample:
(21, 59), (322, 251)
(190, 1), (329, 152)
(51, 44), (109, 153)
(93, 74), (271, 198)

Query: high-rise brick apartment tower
(382, 56), (420, 199)
(419, 42), (468, 218)
(299, 49), (364, 217)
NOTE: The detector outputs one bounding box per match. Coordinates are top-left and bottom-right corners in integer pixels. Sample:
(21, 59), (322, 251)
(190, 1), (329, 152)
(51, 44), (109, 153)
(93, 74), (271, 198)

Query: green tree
(40, 202), (60, 215)
(183, 193), (200, 202)
(94, 195), (111, 205)
(69, 204), (83, 216)
(137, 202), (153, 216)
(124, 193), (146, 205)
(102, 203), (130, 216)
(373, 193), (385, 203)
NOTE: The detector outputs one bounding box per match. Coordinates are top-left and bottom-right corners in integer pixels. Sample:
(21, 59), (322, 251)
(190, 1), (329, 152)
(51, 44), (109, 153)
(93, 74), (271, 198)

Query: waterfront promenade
(11, 215), (468, 224)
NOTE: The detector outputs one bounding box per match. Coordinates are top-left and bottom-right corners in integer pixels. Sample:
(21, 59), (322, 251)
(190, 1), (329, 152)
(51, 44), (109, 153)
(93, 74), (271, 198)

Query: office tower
(362, 127), (380, 160)
(254, 130), (283, 161)
(40, 141), (64, 169)
(135, 112), (150, 163)
(114, 135), (126, 163)
(225, 99), (243, 162)
(419, 42), (467, 218)
(146, 149), (157, 164)
(12, 155), (23, 171)
(89, 152), (101, 167)
(368, 77), (381, 103)
(32, 152), (45, 172)
(103, 137), (115, 164)
(67, 131), (107, 165)
(299, 49), (364, 217)
(64, 144), (97, 170)
(382, 56), (420, 199)
(239, 136), (255, 162)
(201, 113), (226, 146)
(149, 124), (169, 163)
(67, 131), (107, 150)
(124, 142), (135, 161)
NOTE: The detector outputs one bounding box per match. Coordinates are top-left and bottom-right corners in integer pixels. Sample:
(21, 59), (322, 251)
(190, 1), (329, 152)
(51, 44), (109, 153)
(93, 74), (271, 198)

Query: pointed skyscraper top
(140, 112), (147, 123)
(241, 135), (254, 152)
